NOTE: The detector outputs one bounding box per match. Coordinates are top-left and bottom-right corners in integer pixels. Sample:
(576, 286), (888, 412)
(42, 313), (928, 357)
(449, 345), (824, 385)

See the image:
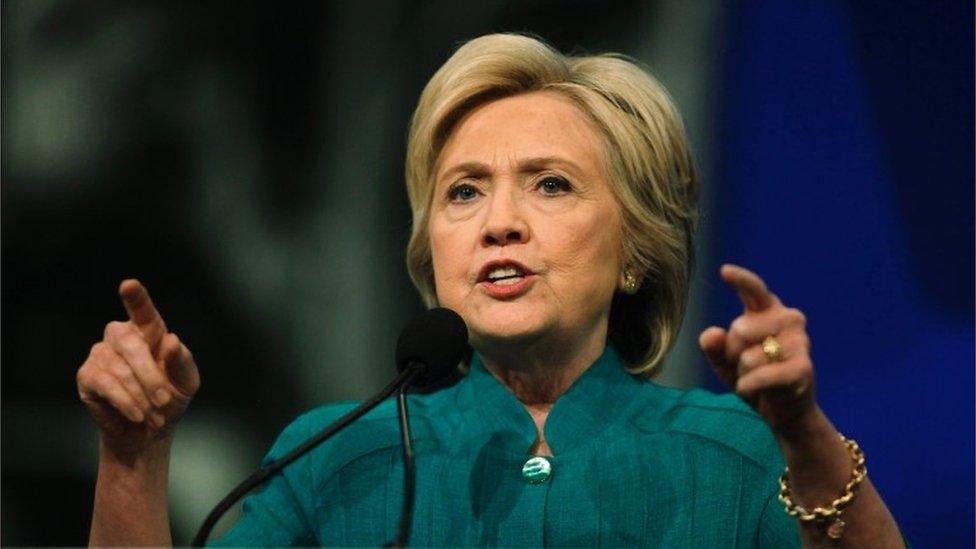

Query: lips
(476, 260), (536, 299)
(477, 260), (534, 283)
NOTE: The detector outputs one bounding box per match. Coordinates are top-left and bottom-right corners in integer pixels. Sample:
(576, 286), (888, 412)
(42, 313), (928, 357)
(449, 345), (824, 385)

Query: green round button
(521, 456), (552, 484)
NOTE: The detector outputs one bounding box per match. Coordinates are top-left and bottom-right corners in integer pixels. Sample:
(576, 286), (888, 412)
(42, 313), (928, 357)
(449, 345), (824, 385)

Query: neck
(477, 326), (607, 457)
(478, 324), (608, 407)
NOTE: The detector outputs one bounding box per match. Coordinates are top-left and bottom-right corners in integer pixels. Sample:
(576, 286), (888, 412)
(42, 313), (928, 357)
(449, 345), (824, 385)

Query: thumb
(699, 326), (736, 388)
(158, 332), (200, 399)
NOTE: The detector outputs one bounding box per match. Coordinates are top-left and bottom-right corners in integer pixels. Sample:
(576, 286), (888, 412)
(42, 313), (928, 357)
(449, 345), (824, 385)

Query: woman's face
(428, 91), (624, 353)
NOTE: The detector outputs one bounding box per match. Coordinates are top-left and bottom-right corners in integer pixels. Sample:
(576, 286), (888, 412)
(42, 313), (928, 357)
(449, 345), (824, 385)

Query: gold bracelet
(778, 434), (867, 540)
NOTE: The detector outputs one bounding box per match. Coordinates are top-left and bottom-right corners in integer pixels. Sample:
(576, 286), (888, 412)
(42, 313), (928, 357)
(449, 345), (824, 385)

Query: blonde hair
(405, 34), (698, 375)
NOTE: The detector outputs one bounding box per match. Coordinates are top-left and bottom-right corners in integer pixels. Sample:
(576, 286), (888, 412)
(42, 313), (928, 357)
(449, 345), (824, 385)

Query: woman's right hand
(77, 280), (200, 458)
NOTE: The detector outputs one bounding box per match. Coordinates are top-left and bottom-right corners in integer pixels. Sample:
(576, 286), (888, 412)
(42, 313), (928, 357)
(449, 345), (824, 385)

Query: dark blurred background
(2, 1), (972, 546)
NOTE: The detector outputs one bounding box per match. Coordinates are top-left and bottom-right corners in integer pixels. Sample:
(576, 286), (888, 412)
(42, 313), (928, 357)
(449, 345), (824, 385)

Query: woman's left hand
(699, 263), (819, 437)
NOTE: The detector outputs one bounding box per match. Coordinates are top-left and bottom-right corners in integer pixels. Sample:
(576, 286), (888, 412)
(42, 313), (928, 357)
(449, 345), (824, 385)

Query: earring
(622, 271), (639, 295)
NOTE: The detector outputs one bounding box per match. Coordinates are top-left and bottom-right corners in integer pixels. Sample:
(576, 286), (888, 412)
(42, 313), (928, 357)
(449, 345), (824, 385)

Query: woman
(78, 34), (903, 547)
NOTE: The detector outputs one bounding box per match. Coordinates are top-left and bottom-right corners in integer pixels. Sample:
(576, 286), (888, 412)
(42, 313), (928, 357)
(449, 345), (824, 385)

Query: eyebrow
(437, 156), (585, 184)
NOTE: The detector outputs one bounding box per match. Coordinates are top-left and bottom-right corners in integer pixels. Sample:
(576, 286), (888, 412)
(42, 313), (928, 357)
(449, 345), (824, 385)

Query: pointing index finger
(720, 264), (779, 312)
(118, 279), (167, 348)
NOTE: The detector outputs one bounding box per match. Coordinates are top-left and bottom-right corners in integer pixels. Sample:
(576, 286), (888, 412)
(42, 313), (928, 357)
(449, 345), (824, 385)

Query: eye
(447, 182), (480, 202)
(537, 175), (572, 195)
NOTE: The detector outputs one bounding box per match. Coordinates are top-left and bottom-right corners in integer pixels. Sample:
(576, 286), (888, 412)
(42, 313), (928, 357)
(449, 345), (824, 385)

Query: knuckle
(88, 370), (110, 390)
(103, 320), (129, 340)
(76, 366), (91, 386)
(78, 349), (108, 384)
(171, 334), (191, 356)
(729, 317), (748, 338)
(111, 388), (134, 407)
(88, 341), (103, 357)
(114, 364), (136, 384)
(786, 308), (806, 326)
(119, 333), (146, 355)
(739, 348), (758, 369)
(169, 335), (185, 356)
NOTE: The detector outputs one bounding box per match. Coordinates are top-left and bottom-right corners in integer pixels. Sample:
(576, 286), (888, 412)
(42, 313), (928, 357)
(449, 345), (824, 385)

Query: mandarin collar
(456, 344), (643, 455)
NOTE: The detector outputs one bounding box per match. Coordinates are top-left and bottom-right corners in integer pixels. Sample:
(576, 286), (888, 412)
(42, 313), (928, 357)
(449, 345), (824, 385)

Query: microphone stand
(191, 364), (423, 547)
(388, 376), (418, 547)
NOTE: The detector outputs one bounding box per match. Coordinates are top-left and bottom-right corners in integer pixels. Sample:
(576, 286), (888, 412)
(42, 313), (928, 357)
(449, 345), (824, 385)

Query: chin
(465, 306), (553, 349)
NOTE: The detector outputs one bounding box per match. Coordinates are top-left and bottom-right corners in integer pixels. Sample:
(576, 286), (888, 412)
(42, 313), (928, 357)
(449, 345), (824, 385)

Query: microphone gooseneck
(191, 308), (468, 547)
(390, 374), (419, 548)
(191, 367), (417, 547)
(388, 307), (467, 547)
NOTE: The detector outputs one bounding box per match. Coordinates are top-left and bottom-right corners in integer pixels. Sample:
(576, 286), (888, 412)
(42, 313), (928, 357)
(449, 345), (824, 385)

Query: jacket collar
(455, 344), (643, 455)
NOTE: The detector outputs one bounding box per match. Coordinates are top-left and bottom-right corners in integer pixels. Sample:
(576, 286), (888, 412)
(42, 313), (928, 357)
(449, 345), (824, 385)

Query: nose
(481, 186), (529, 246)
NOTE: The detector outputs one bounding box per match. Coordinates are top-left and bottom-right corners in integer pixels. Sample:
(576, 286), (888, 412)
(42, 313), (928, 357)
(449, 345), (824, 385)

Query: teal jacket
(214, 345), (800, 547)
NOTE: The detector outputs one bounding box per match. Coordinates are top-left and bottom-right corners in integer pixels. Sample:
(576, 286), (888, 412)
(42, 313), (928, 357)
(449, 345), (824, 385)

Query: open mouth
(476, 260), (536, 298)
(485, 265), (526, 285)
(477, 260), (534, 285)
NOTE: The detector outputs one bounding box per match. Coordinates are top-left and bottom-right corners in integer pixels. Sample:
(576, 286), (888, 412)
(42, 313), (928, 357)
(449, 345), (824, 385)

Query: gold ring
(762, 335), (784, 362)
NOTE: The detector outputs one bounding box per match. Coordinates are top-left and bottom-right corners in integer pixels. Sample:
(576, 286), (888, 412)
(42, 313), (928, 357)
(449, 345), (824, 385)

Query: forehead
(436, 91), (606, 177)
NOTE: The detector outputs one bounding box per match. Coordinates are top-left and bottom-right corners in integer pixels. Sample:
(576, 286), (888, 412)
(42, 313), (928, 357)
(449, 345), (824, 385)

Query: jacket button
(521, 456), (552, 484)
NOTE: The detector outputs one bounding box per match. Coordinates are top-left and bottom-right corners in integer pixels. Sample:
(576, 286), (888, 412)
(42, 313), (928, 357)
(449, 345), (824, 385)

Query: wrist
(99, 433), (173, 474)
(91, 435), (174, 546)
(94, 435), (172, 519)
(773, 405), (835, 449)
(778, 433), (869, 541)
(773, 408), (854, 506)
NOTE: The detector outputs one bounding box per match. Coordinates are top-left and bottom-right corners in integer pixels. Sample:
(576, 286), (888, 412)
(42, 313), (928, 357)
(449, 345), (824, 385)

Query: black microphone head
(395, 307), (468, 387)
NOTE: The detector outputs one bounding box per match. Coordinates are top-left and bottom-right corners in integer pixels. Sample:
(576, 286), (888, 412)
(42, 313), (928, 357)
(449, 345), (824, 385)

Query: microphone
(395, 306), (469, 383)
(191, 308), (468, 547)
(389, 307), (468, 547)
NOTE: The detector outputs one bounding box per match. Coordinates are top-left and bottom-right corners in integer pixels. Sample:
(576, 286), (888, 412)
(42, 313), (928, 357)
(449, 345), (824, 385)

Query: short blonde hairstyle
(405, 33), (698, 375)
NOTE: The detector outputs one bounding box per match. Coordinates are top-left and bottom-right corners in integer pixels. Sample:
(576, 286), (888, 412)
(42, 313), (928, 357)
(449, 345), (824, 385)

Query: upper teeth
(487, 266), (522, 281)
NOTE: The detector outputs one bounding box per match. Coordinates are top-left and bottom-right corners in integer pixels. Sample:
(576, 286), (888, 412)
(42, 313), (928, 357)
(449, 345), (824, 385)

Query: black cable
(191, 366), (418, 547)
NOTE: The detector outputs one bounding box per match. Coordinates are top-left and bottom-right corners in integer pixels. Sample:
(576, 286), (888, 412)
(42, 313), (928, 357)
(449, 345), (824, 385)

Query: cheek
(428, 218), (468, 300)
(548, 208), (622, 281)
(428, 228), (450, 286)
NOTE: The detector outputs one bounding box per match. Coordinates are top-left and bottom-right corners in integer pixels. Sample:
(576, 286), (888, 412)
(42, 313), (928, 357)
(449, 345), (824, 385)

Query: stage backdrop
(1, 1), (971, 545)
(713, 3), (973, 546)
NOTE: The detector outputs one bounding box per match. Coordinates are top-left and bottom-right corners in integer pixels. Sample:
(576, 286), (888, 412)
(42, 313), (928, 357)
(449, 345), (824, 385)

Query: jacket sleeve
(208, 413), (318, 547)
(757, 488), (801, 548)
